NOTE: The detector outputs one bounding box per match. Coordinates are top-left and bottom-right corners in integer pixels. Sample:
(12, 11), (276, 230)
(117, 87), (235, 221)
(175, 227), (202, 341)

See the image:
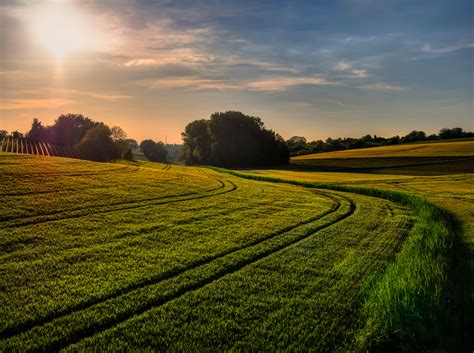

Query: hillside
(0, 153), (426, 352)
(291, 139), (474, 175)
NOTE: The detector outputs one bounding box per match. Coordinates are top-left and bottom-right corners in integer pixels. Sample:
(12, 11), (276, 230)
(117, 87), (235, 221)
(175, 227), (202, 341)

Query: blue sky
(1, 0), (472, 142)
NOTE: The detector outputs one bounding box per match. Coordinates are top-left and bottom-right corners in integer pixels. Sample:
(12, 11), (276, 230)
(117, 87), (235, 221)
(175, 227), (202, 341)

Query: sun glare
(25, 1), (98, 58)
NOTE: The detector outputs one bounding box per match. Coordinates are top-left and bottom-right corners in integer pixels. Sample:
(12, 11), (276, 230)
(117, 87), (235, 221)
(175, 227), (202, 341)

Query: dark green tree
(26, 118), (44, 141)
(140, 139), (167, 162)
(182, 111), (289, 167)
(77, 125), (118, 162)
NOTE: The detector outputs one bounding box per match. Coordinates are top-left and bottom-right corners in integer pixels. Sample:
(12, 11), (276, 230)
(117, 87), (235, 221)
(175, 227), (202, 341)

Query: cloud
(358, 83), (406, 92)
(138, 75), (335, 92)
(351, 69), (369, 78)
(64, 90), (131, 101)
(247, 77), (335, 91)
(123, 52), (216, 67)
(0, 98), (75, 110)
(333, 61), (351, 71)
(421, 42), (474, 55)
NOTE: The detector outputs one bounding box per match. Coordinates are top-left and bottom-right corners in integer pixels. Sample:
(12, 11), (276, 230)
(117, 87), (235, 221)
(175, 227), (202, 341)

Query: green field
(0, 142), (472, 351)
(291, 139), (474, 175)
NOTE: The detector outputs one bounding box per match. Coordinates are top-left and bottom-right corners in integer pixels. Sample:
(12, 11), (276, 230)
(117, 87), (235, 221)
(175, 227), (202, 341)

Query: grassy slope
(240, 143), (474, 351)
(0, 154), (415, 352)
(290, 139), (474, 175)
(292, 139), (474, 159)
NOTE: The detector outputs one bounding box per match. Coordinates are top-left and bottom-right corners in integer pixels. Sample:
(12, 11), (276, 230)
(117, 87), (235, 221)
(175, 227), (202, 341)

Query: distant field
(0, 153), (422, 352)
(291, 139), (474, 175)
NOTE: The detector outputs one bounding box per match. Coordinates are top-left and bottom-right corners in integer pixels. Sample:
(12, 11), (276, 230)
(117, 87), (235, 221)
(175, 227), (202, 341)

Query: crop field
(0, 152), (428, 352)
(239, 141), (474, 351)
(291, 139), (474, 175)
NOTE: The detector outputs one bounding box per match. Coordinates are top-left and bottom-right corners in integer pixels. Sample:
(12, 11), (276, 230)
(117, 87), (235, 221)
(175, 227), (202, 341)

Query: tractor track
(0, 190), (350, 351)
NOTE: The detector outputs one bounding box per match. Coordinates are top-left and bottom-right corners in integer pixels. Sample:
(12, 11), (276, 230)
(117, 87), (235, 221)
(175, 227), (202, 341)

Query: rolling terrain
(240, 138), (474, 351)
(0, 153), (423, 352)
(291, 139), (474, 175)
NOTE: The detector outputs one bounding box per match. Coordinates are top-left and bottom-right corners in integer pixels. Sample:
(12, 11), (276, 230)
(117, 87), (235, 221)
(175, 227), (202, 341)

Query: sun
(25, 1), (97, 58)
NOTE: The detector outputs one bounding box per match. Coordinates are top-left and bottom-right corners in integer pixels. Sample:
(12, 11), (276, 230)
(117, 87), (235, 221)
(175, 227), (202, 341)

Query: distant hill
(291, 139), (474, 175)
(0, 137), (81, 159)
(293, 139), (474, 159)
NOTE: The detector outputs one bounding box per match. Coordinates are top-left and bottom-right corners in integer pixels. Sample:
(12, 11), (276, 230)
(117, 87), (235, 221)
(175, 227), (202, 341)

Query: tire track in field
(0, 191), (348, 348)
(2, 195), (315, 264)
(0, 176), (234, 229)
(1, 165), (135, 177)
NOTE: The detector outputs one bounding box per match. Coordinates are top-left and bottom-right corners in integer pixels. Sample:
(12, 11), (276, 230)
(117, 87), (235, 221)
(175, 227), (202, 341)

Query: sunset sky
(1, 0), (472, 143)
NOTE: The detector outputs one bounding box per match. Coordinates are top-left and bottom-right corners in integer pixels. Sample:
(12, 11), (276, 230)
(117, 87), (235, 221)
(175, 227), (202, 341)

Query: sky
(1, 0), (473, 143)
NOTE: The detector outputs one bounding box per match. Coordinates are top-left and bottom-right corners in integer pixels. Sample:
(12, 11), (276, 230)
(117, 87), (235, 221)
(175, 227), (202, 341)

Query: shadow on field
(265, 156), (474, 176)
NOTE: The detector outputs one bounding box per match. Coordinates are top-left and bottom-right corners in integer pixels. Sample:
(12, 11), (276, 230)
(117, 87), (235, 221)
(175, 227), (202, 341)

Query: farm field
(291, 139), (474, 175)
(239, 139), (474, 351)
(0, 153), (423, 352)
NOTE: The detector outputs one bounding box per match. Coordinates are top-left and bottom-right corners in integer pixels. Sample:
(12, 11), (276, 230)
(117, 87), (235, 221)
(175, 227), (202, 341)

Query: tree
(77, 125), (118, 162)
(182, 111), (289, 167)
(439, 127), (470, 139)
(140, 139), (167, 162)
(401, 130), (426, 143)
(26, 118), (43, 141)
(0, 130), (8, 140)
(181, 119), (211, 165)
(53, 113), (98, 145)
(11, 131), (23, 139)
(286, 136), (307, 156)
(110, 126), (129, 159)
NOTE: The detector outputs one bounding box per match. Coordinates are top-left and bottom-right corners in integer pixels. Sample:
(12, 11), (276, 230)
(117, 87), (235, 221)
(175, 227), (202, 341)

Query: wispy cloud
(138, 75), (335, 92)
(333, 61), (351, 71)
(351, 69), (369, 78)
(64, 90), (131, 101)
(358, 83), (406, 92)
(421, 42), (474, 55)
(0, 98), (75, 110)
(247, 77), (335, 91)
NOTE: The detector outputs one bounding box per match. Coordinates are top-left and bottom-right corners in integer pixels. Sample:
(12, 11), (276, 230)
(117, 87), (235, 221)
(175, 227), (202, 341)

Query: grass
(0, 153), (423, 352)
(237, 161), (473, 350)
(212, 167), (456, 351)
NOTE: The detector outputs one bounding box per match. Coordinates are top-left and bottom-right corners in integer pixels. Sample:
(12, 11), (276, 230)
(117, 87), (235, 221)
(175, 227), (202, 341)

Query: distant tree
(286, 136), (307, 156)
(111, 126), (127, 141)
(426, 134), (440, 141)
(11, 131), (23, 139)
(438, 127), (472, 139)
(126, 139), (139, 150)
(26, 118), (44, 141)
(140, 139), (167, 162)
(0, 130), (8, 140)
(110, 126), (129, 159)
(387, 135), (400, 145)
(123, 148), (134, 161)
(401, 130), (426, 143)
(77, 125), (118, 162)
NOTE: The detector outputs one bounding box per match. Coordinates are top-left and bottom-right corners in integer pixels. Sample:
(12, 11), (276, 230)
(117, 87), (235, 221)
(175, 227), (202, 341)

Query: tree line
(2, 112), (471, 166)
(0, 114), (168, 163)
(286, 127), (474, 157)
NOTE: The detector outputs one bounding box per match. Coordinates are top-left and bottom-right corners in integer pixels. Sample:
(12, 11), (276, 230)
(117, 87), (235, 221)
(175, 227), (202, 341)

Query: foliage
(182, 111), (289, 167)
(77, 125), (119, 162)
(140, 139), (167, 162)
